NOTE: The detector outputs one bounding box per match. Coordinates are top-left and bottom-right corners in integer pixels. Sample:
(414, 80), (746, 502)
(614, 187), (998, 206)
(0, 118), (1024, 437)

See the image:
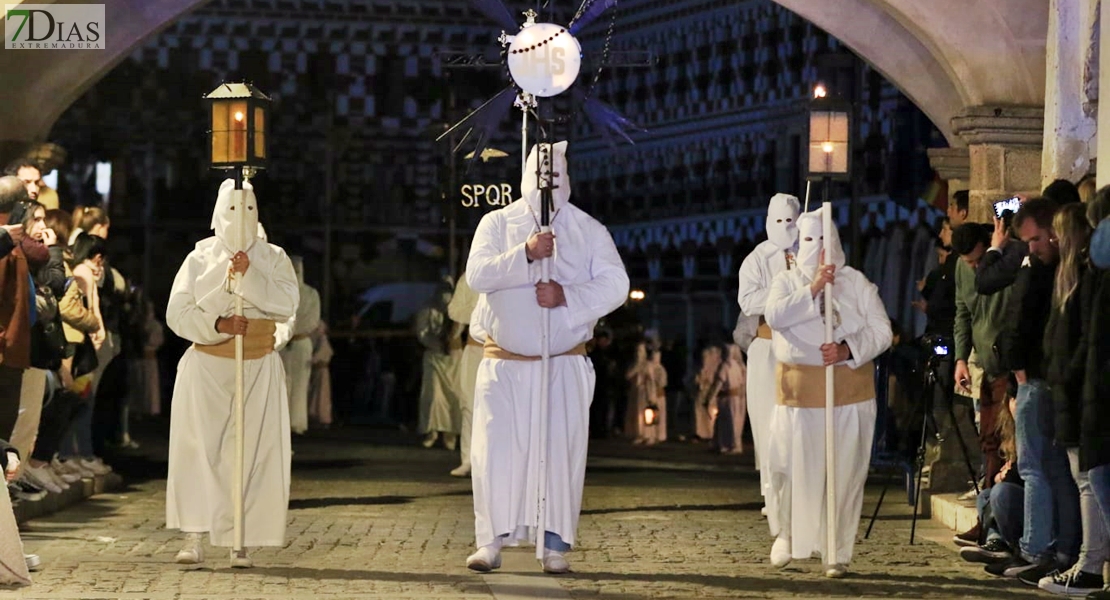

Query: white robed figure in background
(165, 180), (299, 568)
(764, 208), (890, 578)
(415, 287), (461, 449)
(447, 271), (482, 477)
(465, 141), (629, 574)
(737, 192), (800, 527)
(281, 256), (320, 435)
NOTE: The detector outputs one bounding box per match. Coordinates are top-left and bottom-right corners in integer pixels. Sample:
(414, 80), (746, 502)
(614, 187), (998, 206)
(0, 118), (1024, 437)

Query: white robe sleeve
(841, 274), (892, 368)
(447, 275), (478, 324)
(561, 221), (630, 329)
(467, 212), (532, 294)
(737, 252), (768, 316)
(274, 314), (296, 351)
(166, 252), (232, 346)
(764, 273), (822, 331)
(235, 247), (299, 320)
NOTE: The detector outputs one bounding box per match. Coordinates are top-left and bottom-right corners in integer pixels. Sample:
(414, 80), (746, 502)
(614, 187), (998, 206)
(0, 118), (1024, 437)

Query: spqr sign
(461, 183), (514, 208)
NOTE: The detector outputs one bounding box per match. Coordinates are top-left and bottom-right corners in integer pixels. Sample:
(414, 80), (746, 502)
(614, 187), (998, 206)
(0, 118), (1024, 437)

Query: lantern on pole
(205, 82), (271, 184)
(643, 403), (660, 427)
(203, 82), (271, 557)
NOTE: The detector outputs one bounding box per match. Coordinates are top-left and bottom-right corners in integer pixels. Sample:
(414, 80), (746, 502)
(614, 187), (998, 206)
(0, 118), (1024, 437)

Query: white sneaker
(770, 536), (792, 568)
(450, 464), (471, 477)
(466, 545), (502, 572)
(825, 563), (848, 578)
(51, 458), (90, 480)
(174, 533), (204, 565)
(20, 467), (62, 494)
(79, 457), (111, 476)
(230, 548), (252, 568)
(24, 553), (40, 572)
(542, 550), (570, 574)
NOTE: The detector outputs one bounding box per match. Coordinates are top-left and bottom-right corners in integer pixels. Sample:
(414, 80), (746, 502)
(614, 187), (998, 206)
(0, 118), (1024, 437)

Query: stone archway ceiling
(0, 0), (212, 143)
(772, 0), (1049, 147)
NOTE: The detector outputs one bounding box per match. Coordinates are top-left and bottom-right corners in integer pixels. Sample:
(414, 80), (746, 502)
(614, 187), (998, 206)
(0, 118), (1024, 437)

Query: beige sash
(776, 360), (875, 408)
(483, 338), (587, 362)
(193, 319), (276, 360)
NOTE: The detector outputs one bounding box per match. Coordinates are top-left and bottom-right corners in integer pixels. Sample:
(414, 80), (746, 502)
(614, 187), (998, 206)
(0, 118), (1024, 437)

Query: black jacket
(1044, 262), (1093, 447)
(977, 242), (1028, 296)
(996, 256), (1056, 379)
(923, 257), (957, 339)
(1081, 268), (1110, 471)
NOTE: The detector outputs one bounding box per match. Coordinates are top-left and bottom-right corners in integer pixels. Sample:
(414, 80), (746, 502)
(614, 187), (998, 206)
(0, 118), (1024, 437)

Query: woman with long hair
(1038, 201), (1105, 593)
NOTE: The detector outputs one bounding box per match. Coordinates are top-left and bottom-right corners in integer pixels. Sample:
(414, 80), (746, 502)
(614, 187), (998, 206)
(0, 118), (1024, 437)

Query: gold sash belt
(776, 360), (875, 408)
(466, 337), (484, 348)
(755, 317), (772, 340)
(193, 319), (277, 360)
(483, 338), (587, 362)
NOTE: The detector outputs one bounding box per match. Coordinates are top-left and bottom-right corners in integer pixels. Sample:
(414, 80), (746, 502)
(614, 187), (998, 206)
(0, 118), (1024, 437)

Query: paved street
(1, 427), (1050, 599)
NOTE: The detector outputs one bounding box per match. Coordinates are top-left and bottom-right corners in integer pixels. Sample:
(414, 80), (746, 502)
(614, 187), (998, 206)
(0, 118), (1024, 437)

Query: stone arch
(772, 0), (1049, 146)
(0, 0), (211, 147)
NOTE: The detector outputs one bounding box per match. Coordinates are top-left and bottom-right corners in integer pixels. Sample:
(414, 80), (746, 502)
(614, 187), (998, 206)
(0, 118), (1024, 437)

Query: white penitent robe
(416, 302), (461, 435)
(448, 273), (483, 468)
(467, 188), (629, 547)
(764, 229), (891, 565)
(283, 259), (321, 435)
(165, 181), (299, 548)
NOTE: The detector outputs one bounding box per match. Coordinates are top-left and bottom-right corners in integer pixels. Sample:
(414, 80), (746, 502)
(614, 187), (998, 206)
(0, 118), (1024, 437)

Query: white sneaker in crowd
(20, 464), (64, 494)
(52, 458), (94, 479)
(78, 457), (111, 476)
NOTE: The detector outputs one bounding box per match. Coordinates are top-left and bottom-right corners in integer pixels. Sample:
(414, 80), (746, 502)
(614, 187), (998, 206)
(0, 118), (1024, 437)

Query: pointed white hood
(766, 193), (801, 250)
(520, 141), (571, 217)
(211, 178), (259, 253)
(796, 207), (846, 280)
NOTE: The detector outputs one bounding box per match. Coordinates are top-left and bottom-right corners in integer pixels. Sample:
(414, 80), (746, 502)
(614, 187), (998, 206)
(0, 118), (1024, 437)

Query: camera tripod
(865, 350), (980, 544)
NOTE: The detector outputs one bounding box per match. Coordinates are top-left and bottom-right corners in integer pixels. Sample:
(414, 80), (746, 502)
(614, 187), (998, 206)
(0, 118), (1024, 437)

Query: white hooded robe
(165, 179), (299, 548)
(468, 141), (629, 549)
(737, 192), (800, 531)
(764, 208), (891, 565)
(282, 256), (321, 434)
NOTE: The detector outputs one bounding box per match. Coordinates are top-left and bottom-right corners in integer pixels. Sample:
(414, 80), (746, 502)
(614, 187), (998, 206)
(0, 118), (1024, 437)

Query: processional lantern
(643, 403), (659, 427)
(205, 82), (271, 177)
(807, 83), (851, 181)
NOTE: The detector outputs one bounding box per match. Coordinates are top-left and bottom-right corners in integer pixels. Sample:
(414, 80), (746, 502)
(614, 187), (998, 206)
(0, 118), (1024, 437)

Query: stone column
(951, 106), (1045, 223)
(1098, 0), (1110, 187)
(926, 147), (970, 205)
(1042, 0), (1098, 186)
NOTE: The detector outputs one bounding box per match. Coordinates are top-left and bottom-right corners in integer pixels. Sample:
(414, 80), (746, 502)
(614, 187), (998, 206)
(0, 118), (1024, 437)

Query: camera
(932, 344), (949, 356)
(921, 334), (953, 363)
(993, 196), (1021, 220)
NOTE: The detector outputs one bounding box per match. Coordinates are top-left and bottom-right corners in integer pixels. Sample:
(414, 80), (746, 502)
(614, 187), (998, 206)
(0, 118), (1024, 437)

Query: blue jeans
(1014, 380), (1080, 563)
(1089, 464), (1110, 555)
(496, 532), (571, 552)
(986, 481), (1024, 548)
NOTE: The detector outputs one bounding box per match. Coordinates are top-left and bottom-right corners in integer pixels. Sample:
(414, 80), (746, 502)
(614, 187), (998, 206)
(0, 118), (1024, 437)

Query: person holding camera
(952, 222), (1013, 493)
(987, 197), (1080, 582)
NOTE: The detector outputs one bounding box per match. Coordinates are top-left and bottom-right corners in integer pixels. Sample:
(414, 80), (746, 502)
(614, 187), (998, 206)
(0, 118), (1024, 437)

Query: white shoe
(760, 506), (768, 517)
(466, 545), (502, 572)
(174, 533), (204, 565)
(450, 464), (471, 478)
(421, 432), (438, 448)
(825, 563), (848, 578)
(230, 548), (252, 568)
(542, 550), (570, 574)
(79, 457), (111, 476)
(443, 434), (458, 451)
(24, 553), (41, 572)
(20, 467), (62, 494)
(770, 536), (792, 568)
(51, 458), (90, 480)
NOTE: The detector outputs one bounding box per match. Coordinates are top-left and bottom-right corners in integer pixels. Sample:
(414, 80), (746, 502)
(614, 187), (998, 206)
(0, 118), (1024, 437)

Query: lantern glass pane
(228, 100), (248, 163)
(829, 113), (849, 142)
(253, 107), (266, 159)
(809, 142), (850, 175)
(211, 102), (230, 164)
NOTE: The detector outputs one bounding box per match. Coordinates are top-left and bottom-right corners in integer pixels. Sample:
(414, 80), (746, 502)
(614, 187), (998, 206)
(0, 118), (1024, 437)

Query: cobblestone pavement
(0, 428), (1050, 599)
